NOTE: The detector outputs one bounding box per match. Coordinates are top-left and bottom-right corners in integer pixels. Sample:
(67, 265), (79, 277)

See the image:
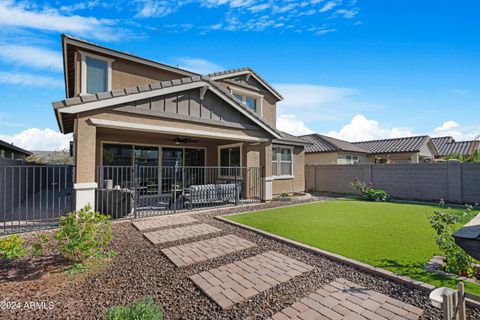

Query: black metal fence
(96, 166), (263, 219)
(0, 165), (74, 235)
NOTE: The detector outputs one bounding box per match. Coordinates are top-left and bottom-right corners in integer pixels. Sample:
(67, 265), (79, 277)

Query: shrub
(0, 234), (28, 260)
(350, 180), (390, 202)
(106, 297), (164, 320)
(32, 233), (49, 257)
(280, 192), (290, 198)
(55, 205), (112, 262)
(429, 205), (479, 277)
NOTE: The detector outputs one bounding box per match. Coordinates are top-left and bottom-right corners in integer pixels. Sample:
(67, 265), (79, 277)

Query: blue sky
(0, 0), (478, 150)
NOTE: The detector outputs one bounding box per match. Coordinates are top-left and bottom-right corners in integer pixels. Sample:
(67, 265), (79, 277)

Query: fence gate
(96, 165), (262, 219)
(0, 165), (75, 235)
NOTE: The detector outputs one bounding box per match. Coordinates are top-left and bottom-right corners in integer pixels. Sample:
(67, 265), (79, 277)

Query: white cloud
(325, 114), (415, 142)
(334, 8), (358, 19)
(0, 45), (62, 71)
(433, 120), (479, 140)
(277, 114), (315, 136)
(0, 1), (119, 41)
(135, 0), (176, 17)
(176, 57), (222, 74)
(319, 0), (339, 12)
(0, 72), (63, 88)
(274, 83), (358, 112)
(0, 128), (72, 151)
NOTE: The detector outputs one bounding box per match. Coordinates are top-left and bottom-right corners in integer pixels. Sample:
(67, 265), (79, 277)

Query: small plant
(106, 297), (164, 320)
(350, 180), (390, 202)
(280, 192), (290, 198)
(0, 234), (28, 260)
(429, 204), (479, 277)
(55, 205), (112, 263)
(64, 263), (88, 275)
(32, 233), (49, 257)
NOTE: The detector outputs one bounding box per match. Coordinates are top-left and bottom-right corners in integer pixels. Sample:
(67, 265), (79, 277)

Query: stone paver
(190, 251), (313, 309)
(144, 223), (221, 244)
(162, 235), (257, 267)
(133, 215), (197, 231)
(269, 278), (423, 320)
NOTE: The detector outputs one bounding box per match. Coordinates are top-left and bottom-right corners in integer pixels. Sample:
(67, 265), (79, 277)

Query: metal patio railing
(95, 165), (263, 219)
(0, 165), (74, 235)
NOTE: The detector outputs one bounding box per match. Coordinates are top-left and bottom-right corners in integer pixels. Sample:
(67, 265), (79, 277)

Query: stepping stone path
(135, 215), (425, 317)
(190, 251), (314, 309)
(269, 278), (423, 320)
(133, 215), (197, 231)
(162, 235), (257, 267)
(144, 223), (221, 245)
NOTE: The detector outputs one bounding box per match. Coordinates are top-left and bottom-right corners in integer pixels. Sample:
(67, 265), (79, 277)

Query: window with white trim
(80, 52), (113, 95)
(272, 146), (293, 176)
(346, 155), (358, 164)
(233, 93), (257, 112)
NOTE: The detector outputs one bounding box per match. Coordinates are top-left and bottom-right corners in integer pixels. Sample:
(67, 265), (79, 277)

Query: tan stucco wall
(272, 146), (305, 195)
(304, 152), (339, 165)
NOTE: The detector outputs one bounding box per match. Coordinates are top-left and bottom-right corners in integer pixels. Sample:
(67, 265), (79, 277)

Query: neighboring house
(300, 134), (438, 164)
(0, 139), (32, 160)
(431, 136), (480, 159)
(30, 150), (74, 165)
(353, 135), (438, 164)
(299, 134), (369, 165)
(52, 34), (306, 210)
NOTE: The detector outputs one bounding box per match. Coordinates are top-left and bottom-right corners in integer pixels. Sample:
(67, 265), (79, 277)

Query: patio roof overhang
(88, 118), (270, 143)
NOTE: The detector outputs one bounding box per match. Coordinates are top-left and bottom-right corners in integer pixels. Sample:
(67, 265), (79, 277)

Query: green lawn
(226, 199), (480, 294)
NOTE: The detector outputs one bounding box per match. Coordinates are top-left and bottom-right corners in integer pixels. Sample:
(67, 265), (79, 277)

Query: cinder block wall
(306, 162), (480, 204)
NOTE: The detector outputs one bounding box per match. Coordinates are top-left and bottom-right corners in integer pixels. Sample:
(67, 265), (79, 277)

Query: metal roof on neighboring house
(298, 134), (369, 153)
(432, 136), (480, 157)
(353, 135), (432, 154)
(0, 139), (32, 156)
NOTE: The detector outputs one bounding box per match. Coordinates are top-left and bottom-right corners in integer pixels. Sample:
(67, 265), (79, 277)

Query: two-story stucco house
(52, 35), (306, 212)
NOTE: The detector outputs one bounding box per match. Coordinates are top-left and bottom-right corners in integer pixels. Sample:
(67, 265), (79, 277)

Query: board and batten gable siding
(112, 88), (261, 131)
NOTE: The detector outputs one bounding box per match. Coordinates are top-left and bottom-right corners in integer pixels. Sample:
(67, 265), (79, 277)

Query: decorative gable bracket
(200, 85), (209, 100)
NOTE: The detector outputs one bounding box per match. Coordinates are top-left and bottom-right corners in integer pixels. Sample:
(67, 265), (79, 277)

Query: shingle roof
(209, 67), (283, 100)
(275, 131), (310, 146)
(353, 135), (431, 154)
(298, 134), (369, 153)
(0, 139), (32, 156)
(432, 136), (480, 157)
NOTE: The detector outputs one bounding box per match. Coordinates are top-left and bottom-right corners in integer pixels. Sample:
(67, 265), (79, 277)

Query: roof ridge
(353, 135), (430, 144)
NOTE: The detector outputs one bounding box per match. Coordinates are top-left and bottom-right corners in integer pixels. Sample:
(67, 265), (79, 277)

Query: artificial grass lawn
(226, 199), (480, 294)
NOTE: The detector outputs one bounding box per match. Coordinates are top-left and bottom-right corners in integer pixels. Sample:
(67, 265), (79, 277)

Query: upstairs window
(80, 51), (114, 95)
(233, 92), (258, 112)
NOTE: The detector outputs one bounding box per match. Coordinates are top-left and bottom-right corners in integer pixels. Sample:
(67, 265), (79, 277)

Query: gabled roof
(432, 136), (480, 157)
(298, 134), (369, 153)
(0, 139), (32, 156)
(353, 135), (433, 154)
(209, 67), (283, 100)
(53, 75), (282, 139)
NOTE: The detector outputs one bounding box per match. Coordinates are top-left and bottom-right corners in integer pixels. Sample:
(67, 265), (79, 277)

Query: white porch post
(74, 182), (98, 211)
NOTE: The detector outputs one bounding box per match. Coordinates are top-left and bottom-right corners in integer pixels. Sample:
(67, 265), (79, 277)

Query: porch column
(260, 141), (273, 201)
(74, 117), (97, 211)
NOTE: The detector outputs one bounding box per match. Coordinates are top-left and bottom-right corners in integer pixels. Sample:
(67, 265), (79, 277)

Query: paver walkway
(269, 278), (423, 320)
(190, 251), (313, 309)
(162, 234), (257, 267)
(133, 215), (197, 231)
(144, 223), (221, 244)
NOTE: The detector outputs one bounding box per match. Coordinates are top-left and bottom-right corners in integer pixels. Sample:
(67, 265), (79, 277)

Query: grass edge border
(215, 211), (480, 308)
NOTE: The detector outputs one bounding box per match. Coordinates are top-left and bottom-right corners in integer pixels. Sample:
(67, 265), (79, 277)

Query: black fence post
(235, 166), (239, 206)
(173, 164), (177, 214)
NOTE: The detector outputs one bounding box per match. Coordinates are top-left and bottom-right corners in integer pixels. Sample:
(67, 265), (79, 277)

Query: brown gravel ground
(1, 196), (480, 320)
